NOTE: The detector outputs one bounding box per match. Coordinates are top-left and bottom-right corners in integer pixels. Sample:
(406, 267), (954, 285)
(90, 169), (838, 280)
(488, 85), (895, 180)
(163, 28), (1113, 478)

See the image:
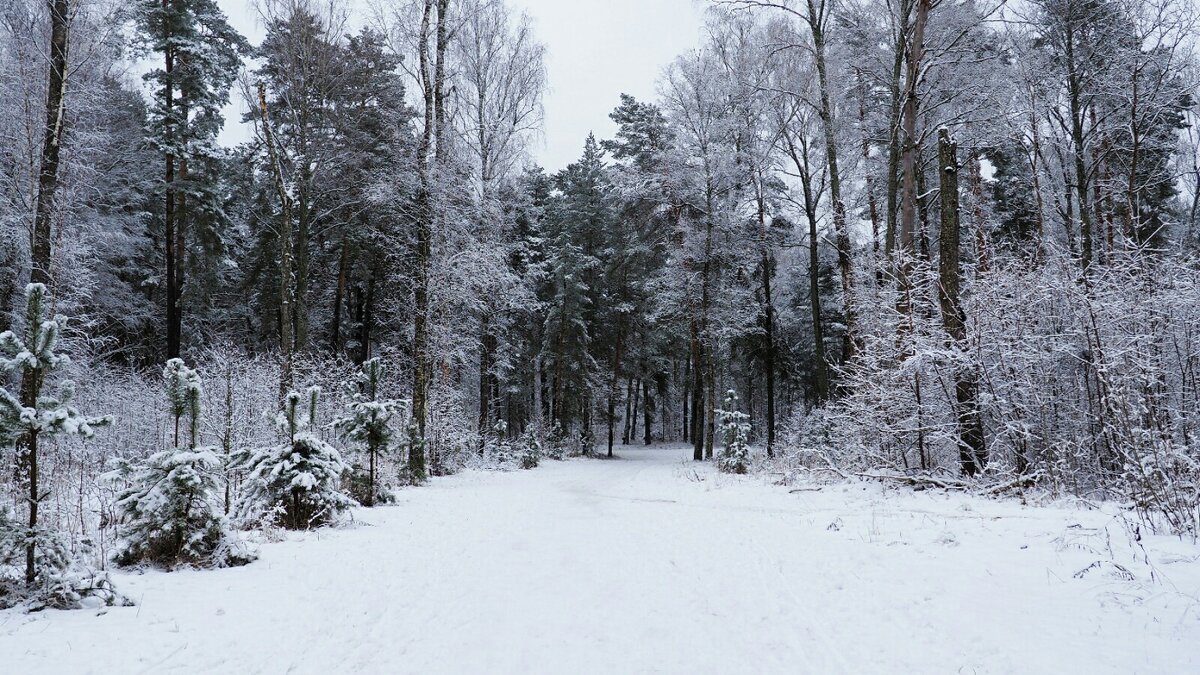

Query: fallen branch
(854, 471), (971, 491)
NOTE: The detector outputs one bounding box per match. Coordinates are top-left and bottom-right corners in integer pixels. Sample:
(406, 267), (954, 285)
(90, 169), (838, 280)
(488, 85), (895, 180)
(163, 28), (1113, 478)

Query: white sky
(215, 0), (708, 172)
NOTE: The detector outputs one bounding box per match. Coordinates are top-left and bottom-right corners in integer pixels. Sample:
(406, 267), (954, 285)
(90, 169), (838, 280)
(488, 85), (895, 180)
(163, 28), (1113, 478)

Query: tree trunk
(856, 68), (883, 262)
(331, 233), (350, 352)
(642, 377), (653, 445)
(257, 83), (295, 402)
(622, 376), (633, 446)
(937, 129), (986, 476)
(409, 0), (448, 480)
(24, 431), (39, 586)
(898, 0), (929, 327)
(705, 355), (716, 460)
(359, 270), (374, 364)
(367, 440), (377, 507)
(629, 377), (640, 445)
(1027, 109), (1048, 256)
(174, 148), (188, 350)
(606, 322), (624, 457)
(782, 129), (829, 401)
(532, 349), (544, 430)
(806, 203), (829, 400)
(163, 0), (180, 360)
(1065, 17), (1094, 273)
(295, 168), (311, 352)
(20, 0), (70, 586)
(884, 3), (910, 263)
(966, 152), (990, 271)
(479, 314), (492, 449)
(29, 0), (70, 290)
(757, 167), (777, 455)
(690, 320), (704, 461)
(807, 0), (856, 362)
(682, 352), (690, 444)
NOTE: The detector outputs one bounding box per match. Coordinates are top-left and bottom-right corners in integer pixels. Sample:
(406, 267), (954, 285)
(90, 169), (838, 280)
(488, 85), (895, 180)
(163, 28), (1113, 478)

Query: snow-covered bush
(1124, 445), (1200, 537)
(107, 359), (253, 569)
(570, 425), (595, 457)
(717, 390), (750, 475)
(334, 358), (404, 506)
(1, 506), (126, 609)
(784, 250), (1200, 537)
(237, 388), (355, 529)
(109, 448), (252, 568)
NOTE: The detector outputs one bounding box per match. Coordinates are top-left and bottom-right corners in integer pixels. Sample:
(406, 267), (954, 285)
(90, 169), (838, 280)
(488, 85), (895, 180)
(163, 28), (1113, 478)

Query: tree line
(2, 0), (1200, 596)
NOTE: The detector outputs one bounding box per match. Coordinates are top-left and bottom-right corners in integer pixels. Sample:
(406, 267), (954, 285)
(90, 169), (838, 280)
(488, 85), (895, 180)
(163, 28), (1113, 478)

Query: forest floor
(2, 444), (1199, 674)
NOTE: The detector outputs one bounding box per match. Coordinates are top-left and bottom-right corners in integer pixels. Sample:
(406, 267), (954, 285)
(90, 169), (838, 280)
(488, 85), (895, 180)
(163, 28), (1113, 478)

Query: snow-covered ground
(3, 444), (1199, 674)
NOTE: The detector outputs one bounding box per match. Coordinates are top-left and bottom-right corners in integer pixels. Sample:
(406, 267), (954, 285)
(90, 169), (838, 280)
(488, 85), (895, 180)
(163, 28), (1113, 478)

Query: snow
(3, 444), (1199, 674)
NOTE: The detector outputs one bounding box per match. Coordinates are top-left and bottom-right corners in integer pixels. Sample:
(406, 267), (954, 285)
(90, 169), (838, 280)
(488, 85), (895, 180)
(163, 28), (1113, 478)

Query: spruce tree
(541, 135), (611, 430)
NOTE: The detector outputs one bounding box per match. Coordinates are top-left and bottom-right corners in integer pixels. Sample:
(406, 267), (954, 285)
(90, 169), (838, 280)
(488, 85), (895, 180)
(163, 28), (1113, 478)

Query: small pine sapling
(576, 425), (595, 457)
(717, 390), (751, 475)
(485, 419), (515, 468)
(0, 284), (111, 599)
(238, 387), (354, 529)
(519, 426), (541, 470)
(334, 358), (403, 506)
(544, 423), (566, 460)
(108, 359), (253, 568)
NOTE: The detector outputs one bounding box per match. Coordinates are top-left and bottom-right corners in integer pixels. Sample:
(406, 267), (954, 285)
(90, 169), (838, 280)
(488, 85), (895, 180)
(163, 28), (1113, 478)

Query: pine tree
(108, 359), (253, 568)
(518, 426), (542, 470)
(0, 284), (110, 588)
(333, 358), (401, 506)
(716, 390), (750, 475)
(134, 0), (249, 358)
(237, 387), (354, 529)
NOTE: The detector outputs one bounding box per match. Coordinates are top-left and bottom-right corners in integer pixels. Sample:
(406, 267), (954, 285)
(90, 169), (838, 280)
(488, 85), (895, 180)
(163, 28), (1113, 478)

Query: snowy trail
(3, 444), (1199, 674)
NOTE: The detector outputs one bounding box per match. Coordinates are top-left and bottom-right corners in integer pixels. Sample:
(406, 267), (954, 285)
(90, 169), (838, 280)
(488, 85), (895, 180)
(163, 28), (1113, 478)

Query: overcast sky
(216, 0), (707, 172)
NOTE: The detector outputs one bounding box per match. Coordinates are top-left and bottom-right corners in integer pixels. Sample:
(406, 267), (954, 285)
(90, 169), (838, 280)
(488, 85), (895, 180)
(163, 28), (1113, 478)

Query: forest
(1, 0), (1200, 631)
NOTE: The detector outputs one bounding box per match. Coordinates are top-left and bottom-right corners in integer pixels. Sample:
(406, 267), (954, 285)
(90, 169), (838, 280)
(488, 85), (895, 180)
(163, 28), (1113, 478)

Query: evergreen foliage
(237, 388), (354, 529)
(0, 284), (112, 604)
(108, 359), (253, 568)
(518, 427), (542, 470)
(334, 358), (402, 506)
(717, 391), (750, 475)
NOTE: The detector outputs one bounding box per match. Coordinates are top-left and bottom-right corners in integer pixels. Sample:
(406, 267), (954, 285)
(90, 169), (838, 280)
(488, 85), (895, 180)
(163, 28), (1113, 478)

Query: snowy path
(3, 444), (1199, 674)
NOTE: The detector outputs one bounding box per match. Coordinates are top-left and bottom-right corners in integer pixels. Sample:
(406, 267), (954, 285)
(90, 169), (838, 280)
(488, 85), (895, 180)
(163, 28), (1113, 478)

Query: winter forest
(3, 0), (1200, 671)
